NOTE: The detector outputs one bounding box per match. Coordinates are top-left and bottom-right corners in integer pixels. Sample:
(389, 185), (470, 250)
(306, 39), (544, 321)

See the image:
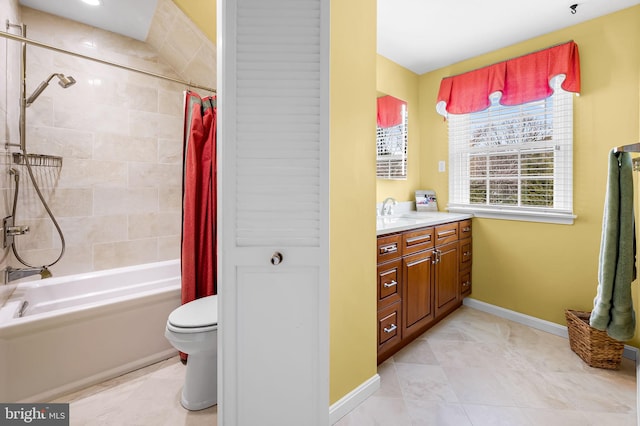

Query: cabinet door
(460, 268), (472, 297)
(435, 241), (460, 318)
(378, 259), (401, 308)
(377, 301), (402, 363)
(459, 237), (472, 270)
(402, 250), (435, 339)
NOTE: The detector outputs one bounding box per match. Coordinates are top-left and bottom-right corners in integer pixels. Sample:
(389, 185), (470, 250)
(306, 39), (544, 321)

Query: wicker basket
(565, 309), (624, 370)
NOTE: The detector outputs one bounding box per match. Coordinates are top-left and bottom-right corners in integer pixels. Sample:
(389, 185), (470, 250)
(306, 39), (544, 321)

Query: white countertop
(376, 211), (472, 236)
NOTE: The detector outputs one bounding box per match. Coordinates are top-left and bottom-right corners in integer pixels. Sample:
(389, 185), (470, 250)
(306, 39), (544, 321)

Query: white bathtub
(0, 260), (181, 402)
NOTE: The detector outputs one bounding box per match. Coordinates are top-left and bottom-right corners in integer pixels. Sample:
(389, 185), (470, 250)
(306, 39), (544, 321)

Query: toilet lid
(168, 295), (218, 328)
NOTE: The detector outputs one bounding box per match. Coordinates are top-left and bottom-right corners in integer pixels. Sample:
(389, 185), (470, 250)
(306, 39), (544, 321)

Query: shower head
(25, 73), (76, 107)
(56, 74), (76, 88)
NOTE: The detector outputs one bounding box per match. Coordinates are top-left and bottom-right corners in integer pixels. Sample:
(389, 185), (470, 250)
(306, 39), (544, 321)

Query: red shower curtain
(181, 91), (217, 357)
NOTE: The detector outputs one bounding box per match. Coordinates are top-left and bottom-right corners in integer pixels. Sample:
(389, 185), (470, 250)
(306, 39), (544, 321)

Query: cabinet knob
(383, 280), (398, 288)
(270, 252), (283, 265)
(383, 324), (397, 334)
(380, 244), (398, 254)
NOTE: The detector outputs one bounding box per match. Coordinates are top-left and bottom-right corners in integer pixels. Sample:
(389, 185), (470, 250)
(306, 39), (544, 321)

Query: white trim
(463, 298), (637, 360)
(449, 207), (576, 225)
(329, 374), (380, 425)
(637, 359), (640, 426)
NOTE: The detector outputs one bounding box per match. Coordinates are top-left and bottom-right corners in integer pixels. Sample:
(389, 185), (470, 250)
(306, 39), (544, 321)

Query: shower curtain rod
(0, 30), (216, 94)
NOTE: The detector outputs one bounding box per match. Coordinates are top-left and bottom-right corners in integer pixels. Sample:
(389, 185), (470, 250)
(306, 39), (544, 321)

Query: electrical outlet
(438, 161), (446, 172)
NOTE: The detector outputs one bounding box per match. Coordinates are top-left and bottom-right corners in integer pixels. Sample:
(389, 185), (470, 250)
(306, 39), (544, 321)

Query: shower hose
(10, 151), (66, 269)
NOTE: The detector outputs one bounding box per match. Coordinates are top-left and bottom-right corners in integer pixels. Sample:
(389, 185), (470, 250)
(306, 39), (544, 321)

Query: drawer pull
(462, 226), (471, 232)
(463, 251), (471, 256)
(437, 229), (456, 238)
(383, 280), (398, 288)
(406, 234), (431, 245)
(383, 324), (397, 334)
(379, 244), (398, 254)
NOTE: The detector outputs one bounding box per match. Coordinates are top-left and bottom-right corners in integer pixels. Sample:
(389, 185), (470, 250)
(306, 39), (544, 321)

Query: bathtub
(0, 260), (181, 402)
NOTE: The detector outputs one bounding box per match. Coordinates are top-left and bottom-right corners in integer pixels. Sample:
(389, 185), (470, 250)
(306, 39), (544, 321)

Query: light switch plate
(438, 161), (446, 172)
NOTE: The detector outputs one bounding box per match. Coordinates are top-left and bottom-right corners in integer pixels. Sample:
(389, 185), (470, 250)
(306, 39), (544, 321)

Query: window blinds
(448, 79), (573, 217)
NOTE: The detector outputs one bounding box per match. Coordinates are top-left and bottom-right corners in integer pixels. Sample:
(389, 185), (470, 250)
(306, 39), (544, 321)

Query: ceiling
(18, 0), (640, 75)
(378, 0), (640, 74)
(18, 0), (159, 42)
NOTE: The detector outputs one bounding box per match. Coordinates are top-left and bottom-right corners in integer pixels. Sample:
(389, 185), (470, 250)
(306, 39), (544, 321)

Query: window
(448, 76), (575, 224)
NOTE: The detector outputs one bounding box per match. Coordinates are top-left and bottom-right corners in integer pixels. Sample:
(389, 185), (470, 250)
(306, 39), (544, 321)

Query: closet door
(217, 1), (329, 425)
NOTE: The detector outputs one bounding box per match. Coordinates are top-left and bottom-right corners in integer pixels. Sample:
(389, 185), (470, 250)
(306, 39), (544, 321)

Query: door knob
(271, 252), (283, 265)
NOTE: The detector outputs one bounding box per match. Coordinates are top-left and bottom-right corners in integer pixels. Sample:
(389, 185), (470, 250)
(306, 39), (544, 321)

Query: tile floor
(53, 306), (636, 425)
(336, 306), (637, 426)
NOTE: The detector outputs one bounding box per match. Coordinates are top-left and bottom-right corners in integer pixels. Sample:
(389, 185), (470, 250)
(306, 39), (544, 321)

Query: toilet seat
(167, 295), (218, 333)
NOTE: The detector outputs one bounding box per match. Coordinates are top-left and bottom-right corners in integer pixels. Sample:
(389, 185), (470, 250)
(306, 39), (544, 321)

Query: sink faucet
(3, 266), (52, 284)
(380, 197), (398, 216)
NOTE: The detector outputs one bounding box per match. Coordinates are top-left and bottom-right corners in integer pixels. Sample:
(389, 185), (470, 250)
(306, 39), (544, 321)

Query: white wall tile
(1, 3), (215, 275)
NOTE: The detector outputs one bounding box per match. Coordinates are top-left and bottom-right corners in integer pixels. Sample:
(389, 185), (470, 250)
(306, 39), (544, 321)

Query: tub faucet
(380, 197), (398, 216)
(3, 266), (52, 284)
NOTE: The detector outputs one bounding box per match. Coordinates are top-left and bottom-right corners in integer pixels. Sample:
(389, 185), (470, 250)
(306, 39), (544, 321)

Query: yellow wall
(171, 0), (216, 43)
(329, 0), (378, 403)
(376, 56), (421, 203)
(418, 6), (640, 347)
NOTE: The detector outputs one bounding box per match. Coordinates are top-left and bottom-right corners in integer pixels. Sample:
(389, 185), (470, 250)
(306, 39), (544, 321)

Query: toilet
(165, 294), (218, 410)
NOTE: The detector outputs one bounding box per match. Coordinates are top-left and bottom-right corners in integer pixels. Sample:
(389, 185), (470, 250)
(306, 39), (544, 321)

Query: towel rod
(613, 143), (640, 153)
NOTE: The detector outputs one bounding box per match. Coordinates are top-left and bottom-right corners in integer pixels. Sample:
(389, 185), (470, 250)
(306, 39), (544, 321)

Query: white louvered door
(217, 0), (329, 425)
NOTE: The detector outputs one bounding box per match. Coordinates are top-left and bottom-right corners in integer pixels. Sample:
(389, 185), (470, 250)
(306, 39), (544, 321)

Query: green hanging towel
(590, 149), (636, 341)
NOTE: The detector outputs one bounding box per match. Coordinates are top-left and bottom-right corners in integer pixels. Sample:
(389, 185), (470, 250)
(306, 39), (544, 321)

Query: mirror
(376, 95), (407, 180)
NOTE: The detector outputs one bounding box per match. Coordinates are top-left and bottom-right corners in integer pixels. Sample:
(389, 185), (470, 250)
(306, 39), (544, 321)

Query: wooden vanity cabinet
(376, 235), (403, 361)
(459, 219), (472, 297)
(433, 240), (459, 318)
(377, 218), (472, 364)
(402, 243), (435, 341)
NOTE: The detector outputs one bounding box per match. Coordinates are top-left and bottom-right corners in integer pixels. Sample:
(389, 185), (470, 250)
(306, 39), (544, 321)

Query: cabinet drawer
(435, 222), (459, 245)
(377, 234), (402, 263)
(377, 259), (401, 306)
(378, 302), (401, 345)
(459, 219), (472, 238)
(460, 269), (472, 296)
(459, 238), (472, 269)
(402, 227), (434, 256)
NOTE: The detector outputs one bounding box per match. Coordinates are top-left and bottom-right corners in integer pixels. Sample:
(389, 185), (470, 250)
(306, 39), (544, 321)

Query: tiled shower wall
(0, 0), (21, 303)
(0, 0), (215, 289)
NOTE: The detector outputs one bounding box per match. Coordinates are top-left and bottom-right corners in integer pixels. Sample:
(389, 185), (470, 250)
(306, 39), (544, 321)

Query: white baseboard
(329, 373), (380, 424)
(462, 298), (638, 361)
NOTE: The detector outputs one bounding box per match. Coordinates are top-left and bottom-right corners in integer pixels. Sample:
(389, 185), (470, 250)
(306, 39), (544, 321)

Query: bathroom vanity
(376, 212), (472, 364)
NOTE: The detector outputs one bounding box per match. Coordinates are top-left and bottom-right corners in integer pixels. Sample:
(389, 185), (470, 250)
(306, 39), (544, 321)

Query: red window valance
(377, 95), (405, 128)
(436, 41), (580, 115)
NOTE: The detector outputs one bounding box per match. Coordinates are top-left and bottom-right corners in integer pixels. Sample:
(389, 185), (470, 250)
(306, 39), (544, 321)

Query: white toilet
(165, 294), (218, 410)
